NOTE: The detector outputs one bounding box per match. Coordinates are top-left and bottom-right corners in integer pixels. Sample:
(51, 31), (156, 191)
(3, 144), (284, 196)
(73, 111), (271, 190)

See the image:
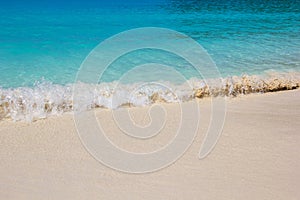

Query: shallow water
(1, 0), (300, 87)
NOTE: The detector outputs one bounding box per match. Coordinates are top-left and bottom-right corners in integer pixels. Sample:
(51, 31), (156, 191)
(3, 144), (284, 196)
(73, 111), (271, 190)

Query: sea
(0, 0), (300, 121)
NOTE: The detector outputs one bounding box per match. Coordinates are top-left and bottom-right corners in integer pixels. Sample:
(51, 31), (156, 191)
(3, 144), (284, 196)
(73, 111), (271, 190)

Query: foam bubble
(0, 72), (299, 122)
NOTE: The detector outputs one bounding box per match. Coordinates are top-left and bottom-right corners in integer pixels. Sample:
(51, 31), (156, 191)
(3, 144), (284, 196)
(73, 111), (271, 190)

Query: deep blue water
(1, 0), (300, 88)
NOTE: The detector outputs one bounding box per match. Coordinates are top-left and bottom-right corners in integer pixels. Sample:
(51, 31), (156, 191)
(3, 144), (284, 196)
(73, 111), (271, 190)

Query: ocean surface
(0, 0), (300, 121)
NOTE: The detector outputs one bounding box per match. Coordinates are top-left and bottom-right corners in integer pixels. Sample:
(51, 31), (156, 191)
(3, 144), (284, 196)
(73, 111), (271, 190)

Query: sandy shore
(0, 89), (300, 199)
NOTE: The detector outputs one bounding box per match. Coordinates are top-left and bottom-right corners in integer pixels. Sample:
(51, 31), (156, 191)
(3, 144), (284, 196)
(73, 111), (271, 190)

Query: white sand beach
(0, 89), (300, 199)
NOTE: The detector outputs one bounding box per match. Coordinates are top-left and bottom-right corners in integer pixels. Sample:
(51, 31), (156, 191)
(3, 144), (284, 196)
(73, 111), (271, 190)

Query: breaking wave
(0, 71), (299, 122)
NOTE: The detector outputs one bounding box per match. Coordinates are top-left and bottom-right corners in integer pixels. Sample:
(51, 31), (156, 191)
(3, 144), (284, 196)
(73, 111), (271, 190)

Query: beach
(0, 89), (299, 199)
(1, 0), (300, 199)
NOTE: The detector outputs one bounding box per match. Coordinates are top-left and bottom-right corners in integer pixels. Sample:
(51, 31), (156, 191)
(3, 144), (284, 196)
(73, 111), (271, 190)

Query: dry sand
(0, 89), (300, 199)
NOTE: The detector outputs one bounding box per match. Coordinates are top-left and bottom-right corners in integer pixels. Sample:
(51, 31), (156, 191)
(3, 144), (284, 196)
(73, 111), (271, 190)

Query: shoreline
(1, 89), (300, 199)
(1, 71), (300, 122)
(1, 87), (300, 124)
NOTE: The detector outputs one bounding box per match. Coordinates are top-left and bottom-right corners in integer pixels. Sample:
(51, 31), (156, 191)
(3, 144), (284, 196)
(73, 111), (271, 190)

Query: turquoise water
(0, 0), (300, 88)
(1, 0), (300, 121)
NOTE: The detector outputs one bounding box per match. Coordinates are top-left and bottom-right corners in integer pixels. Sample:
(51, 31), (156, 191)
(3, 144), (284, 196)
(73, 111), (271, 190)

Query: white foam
(0, 72), (299, 122)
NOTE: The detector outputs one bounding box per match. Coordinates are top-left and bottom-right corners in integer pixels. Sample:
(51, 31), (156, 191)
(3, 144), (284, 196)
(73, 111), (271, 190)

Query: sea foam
(0, 72), (299, 122)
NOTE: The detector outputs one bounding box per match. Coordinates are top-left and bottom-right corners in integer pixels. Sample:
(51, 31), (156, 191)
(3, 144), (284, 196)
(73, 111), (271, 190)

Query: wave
(1, 71), (299, 122)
